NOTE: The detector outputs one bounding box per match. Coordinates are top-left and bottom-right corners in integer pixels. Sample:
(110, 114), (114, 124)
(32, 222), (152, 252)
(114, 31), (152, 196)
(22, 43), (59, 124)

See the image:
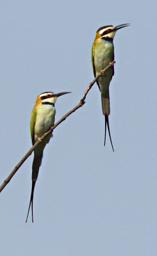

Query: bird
(92, 23), (129, 151)
(25, 91), (70, 223)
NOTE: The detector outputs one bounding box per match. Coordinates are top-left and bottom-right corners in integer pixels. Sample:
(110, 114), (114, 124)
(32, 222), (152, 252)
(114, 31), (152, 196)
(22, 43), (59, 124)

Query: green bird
(26, 91), (70, 223)
(92, 23), (129, 151)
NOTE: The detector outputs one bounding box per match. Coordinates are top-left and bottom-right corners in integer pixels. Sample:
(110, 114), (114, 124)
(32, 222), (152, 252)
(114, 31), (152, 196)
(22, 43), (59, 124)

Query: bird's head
(95, 23), (129, 41)
(36, 91), (71, 106)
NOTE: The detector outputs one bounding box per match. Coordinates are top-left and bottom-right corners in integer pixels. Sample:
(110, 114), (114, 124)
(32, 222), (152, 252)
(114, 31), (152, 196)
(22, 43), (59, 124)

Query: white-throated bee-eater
(25, 91), (70, 223)
(92, 23), (129, 151)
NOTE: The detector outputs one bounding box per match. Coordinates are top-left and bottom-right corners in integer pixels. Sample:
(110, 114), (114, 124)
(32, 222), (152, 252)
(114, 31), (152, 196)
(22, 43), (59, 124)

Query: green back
(30, 107), (37, 145)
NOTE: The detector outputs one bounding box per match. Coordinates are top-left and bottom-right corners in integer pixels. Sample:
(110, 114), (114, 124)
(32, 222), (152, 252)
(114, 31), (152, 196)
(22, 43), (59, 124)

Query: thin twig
(0, 61), (115, 193)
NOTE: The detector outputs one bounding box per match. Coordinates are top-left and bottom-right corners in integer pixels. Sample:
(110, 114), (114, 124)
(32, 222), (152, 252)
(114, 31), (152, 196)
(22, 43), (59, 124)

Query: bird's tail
(32, 150), (43, 181)
(101, 94), (114, 152)
(25, 151), (43, 223)
(25, 180), (36, 223)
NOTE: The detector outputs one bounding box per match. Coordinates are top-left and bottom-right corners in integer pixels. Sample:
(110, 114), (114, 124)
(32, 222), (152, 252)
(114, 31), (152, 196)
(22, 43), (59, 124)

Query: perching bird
(92, 23), (129, 151)
(26, 91), (70, 223)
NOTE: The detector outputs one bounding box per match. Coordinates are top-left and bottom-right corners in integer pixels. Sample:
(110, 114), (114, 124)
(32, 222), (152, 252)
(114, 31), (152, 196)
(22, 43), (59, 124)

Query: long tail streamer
(104, 115), (114, 152)
(25, 181), (36, 223)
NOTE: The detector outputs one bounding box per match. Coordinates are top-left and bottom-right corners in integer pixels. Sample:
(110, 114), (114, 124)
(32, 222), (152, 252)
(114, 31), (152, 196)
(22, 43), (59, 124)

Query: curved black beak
(115, 23), (130, 31)
(54, 91), (71, 97)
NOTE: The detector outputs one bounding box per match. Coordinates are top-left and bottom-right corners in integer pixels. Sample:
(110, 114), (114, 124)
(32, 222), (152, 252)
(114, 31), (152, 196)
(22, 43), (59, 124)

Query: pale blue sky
(0, 0), (156, 255)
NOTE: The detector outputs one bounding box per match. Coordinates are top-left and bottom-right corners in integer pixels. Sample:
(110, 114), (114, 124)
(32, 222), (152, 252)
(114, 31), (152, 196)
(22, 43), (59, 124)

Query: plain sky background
(0, 0), (156, 255)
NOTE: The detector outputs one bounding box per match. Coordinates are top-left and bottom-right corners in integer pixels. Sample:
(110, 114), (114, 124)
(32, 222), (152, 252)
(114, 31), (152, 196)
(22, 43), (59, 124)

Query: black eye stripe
(40, 94), (53, 100)
(102, 29), (113, 36)
(97, 25), (112, 32)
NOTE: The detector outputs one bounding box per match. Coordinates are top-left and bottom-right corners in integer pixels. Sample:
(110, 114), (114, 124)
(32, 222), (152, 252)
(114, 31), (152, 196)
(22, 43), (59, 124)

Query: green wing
(30, 107), (37, 145)
(92, 44), (96, 78)
(92, 44), (100, 89)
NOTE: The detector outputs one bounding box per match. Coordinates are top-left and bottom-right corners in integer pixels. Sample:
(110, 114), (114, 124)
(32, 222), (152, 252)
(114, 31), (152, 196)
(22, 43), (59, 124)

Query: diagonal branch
(0, 61), (115, 193)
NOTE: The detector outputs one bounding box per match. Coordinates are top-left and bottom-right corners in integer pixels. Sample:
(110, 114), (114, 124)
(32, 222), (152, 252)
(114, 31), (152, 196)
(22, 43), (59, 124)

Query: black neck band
(42, 102), (55, 106)
(103, 37), (113, 42)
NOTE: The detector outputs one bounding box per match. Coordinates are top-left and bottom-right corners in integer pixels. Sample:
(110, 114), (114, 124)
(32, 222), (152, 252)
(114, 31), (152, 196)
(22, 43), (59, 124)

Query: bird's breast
(35, 105), (56, 138)
(93, 40), (114, 73)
